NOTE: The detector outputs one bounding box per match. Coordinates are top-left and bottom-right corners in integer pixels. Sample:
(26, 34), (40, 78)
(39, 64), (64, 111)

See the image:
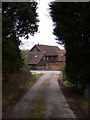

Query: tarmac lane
(3, 71), (76, 118)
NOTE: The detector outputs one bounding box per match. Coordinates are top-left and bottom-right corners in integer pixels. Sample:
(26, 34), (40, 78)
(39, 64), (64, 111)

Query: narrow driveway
(5, 71), (75, 118)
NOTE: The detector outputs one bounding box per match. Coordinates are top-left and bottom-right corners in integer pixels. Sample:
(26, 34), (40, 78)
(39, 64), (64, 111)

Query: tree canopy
(2, 2), (39, 73)
(50, 2), (90, 88)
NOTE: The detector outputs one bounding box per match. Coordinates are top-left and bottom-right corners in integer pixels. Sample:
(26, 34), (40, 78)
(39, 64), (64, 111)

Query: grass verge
(32, 73), (43, 79)
(2, 70), (36, 109)
(59, 72), (88, 118)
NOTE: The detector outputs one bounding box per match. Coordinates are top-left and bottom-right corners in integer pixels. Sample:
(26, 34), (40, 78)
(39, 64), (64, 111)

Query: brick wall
(46, 62), (65, 70)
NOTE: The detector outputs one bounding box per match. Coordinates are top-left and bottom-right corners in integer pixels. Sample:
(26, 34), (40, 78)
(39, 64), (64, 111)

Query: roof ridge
(36, 44), (42, 51)
(37, 44), (58, 47)
(36, 44), (61, 49)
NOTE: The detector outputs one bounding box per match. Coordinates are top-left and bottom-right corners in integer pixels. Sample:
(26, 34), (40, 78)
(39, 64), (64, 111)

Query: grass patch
(29, 98), (45, 118)
(59, 71), (88, 117)
(32, 73), (43, 79)
(2, 70), (36, 108)
(78, 97), (88, 114)
(60, 72), (72, 87)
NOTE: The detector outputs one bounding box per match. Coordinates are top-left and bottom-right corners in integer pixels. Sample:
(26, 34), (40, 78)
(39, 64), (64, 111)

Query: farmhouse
(27, 44), (65, 70)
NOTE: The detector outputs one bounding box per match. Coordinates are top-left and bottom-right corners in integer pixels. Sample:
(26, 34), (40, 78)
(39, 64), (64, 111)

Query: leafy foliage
(2, 2), (38, 73)
(50, 2), (90, 88)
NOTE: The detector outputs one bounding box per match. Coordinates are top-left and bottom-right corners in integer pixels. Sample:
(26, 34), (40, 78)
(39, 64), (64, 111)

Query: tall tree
(2, 2), (38, 73)
(50, 2), (90, 88)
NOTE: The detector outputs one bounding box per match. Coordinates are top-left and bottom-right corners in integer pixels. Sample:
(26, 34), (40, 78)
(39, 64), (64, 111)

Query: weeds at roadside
(28, 98), (45, 118)
(2, 70), (36, 108)
(32, 73), (43, 79)
(59, 71), (88, 117)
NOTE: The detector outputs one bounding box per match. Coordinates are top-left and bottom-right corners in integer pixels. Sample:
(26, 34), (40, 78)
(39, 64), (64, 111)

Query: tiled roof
(36, 44), (61, 56)
(27, 51), (45, 65)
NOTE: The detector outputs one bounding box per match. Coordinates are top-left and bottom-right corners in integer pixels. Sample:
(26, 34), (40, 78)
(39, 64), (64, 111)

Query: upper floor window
(35, 55), (37, 58)
(61, 54), (63, 56)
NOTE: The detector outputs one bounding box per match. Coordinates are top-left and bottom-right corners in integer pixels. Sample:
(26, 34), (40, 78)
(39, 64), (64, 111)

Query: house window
(43, 57), (45, 60)
(61, 54), (63, 56)
(46, 57), (49, 60)
(51, 57), (53, 60)
(35, 55), (37, 58)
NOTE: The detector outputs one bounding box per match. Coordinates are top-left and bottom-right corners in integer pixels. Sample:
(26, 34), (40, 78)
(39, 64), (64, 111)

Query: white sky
(19, 0), (64, 50)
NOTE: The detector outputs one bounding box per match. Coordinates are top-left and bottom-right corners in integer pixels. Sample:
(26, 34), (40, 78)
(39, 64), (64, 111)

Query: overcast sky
(19, 0), (64, 50)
